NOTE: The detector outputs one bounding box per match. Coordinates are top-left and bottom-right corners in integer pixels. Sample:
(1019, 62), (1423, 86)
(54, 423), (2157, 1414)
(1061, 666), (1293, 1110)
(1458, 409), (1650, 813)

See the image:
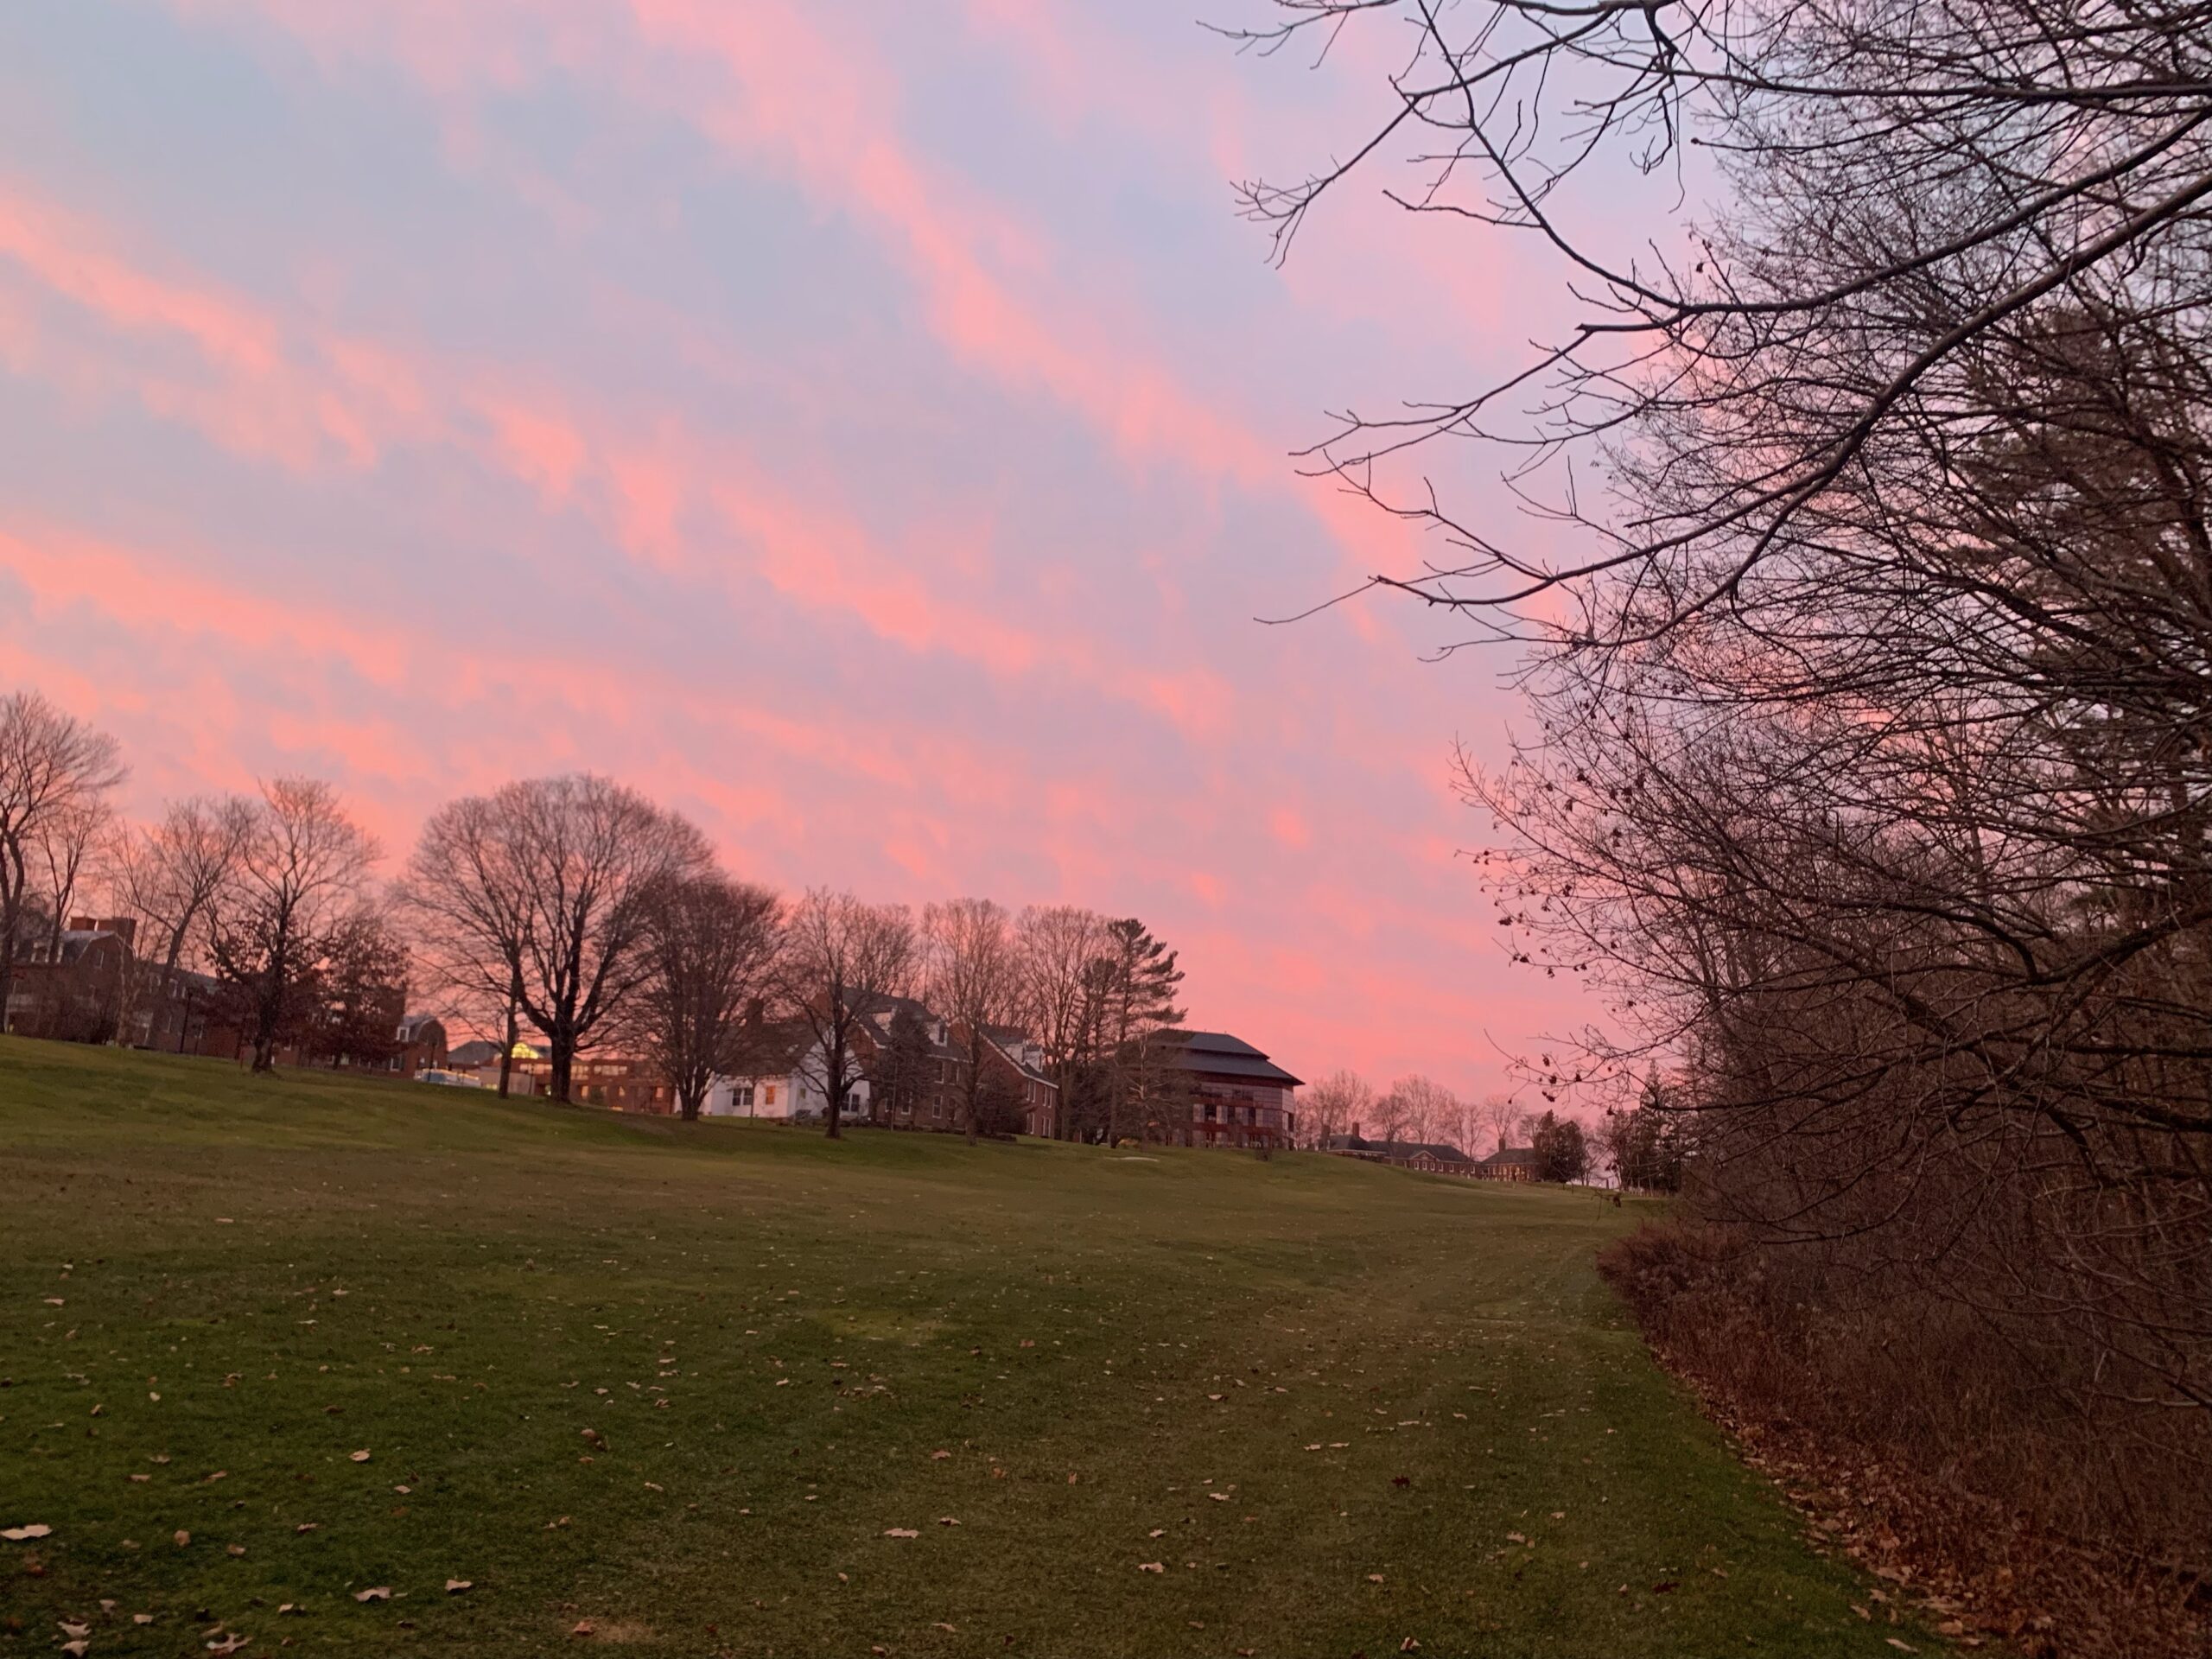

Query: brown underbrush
(1601, 1220), (2212, 1659)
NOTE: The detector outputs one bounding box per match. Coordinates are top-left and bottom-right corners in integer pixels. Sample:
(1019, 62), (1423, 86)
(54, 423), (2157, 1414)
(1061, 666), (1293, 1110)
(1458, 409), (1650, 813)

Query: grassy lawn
(1, 1039), (1929, 1657)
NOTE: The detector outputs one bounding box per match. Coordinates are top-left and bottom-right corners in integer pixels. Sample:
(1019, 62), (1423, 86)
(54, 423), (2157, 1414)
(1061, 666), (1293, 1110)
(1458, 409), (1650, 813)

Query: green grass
(0, 1039), (1929, 1657)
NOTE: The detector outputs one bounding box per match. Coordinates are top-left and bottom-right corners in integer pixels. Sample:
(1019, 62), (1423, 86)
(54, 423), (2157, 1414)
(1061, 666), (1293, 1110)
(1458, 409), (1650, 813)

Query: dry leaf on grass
(1137, 1562), (1165, 1573)
(353, 1586), (391, 1603)
(883, 1528), (919, 1539)
(1, 1524), (52, 1541)
(446, 1580), (473, 1593)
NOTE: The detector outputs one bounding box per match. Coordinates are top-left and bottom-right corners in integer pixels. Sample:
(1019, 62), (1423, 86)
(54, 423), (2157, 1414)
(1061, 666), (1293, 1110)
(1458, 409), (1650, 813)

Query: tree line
(1231, 0), (2212, 1617)
(0, 692), (1194, 1143)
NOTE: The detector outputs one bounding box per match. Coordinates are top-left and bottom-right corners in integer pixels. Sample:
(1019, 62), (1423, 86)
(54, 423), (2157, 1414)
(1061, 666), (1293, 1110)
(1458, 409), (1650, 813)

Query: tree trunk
(550, 1039), (574, 1103)
(497, 986), (518, 1098)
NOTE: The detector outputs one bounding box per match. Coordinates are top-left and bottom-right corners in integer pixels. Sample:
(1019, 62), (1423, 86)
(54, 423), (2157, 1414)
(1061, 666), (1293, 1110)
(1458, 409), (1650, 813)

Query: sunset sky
(0, 0), (1607, 1100)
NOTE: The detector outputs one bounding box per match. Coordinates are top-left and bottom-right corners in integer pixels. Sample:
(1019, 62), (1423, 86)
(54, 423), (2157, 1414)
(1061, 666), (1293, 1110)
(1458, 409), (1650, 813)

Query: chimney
(70, 917), (95, 934)
(744, 997), (766, 1026)
(1351, 1121), (1362, 1144)
(102, 918), (137, 950)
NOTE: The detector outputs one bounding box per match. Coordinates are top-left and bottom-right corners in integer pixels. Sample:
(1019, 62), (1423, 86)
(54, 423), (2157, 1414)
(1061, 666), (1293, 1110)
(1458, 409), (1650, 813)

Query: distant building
(1475, 1146), (1542, 1183)
(1157, 1030), (1302, 1150)
(393, 1014), (448, 1077)
(5, 918), (133, 1043)
(977, 1023), (1058, 1139)
(1325, 1128), (1478, 1175)
(705, 1018), (853, 1121)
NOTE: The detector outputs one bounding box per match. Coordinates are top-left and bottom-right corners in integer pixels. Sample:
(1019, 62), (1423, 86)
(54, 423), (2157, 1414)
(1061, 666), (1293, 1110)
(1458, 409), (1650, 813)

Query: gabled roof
(723, 1018), (820, 1077)
(1480, 1146), (1544, 1168)
(1328, 1134), (1473, 1163)
(852, 992), (963, 1061)
(981, 1024), (1053, 1087)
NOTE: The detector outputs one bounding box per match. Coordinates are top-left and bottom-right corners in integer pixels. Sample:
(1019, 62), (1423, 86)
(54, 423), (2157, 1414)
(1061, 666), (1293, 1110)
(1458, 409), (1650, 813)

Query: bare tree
(206, 778), (378, 1073)
(1013, 904), (1111, 1138)
(631, 872), (783, 1121)
(779, 888), (916, 1139)
(0, 690), (124, 1023)
(922, 898), (1020, 1145)
(106, 795), (255, 1049)
(397, 791), (533, 1096)
(1227, 0), (2212, 1593)
(399, 776), (709, 1103)
(1301, 1068), (1374, 1148)
(1475, 1094), (1525, 1158)
(1381, 1074), (1457, 1147)
(31, 797), (111, 953)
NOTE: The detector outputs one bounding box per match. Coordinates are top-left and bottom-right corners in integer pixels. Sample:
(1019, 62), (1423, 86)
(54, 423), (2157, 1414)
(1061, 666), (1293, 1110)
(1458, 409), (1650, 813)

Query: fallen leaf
(1401, 1642), (1421, 1654)
(349, 1450), (372, 1463)
(1367, 1573), (1385, 1584)
(60, 1622), (90, 1638)
(174, 1529), (192, 1547)
(1, 1524), (52, 1541)
(931, 1450), (950, 1460)
(883, 1528), (919, 1539)
(1137, 1562), (1165, 1573)
(1148, 1529), (1166, 1538)
(1885, 1643), (1916, 1655)
(136, 1613), (156, 1624)
(60, 1644), (87, 1658)
(295, 1523), (318, 1534)
(1208, 1492), (1230, 1503)
(1392, 1475), (1411, 1488)
(572, 1620), (594, 1637)
(207, 1635), (250, 1654)
(938, 1516), (960, 1526)
(353, 1586), (391, 1603)
(445, 1580), (472, 1593)
(226, 1543), (248, 1556)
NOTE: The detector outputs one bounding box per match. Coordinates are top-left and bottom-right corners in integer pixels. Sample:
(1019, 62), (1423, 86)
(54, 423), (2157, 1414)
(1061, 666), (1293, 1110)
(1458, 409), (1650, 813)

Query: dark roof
(1328, 1134), (1473, 1163)
(854, 993), (963, 1061)
(1480, 1146), (1543, 1167)
(1157, 1029), (1303, 1088)
(981, 1025), (1052, 1086)
(448, 1039), (501, 1068)
(11, 929), (124, 967)
(725, 1018), (819, 1077)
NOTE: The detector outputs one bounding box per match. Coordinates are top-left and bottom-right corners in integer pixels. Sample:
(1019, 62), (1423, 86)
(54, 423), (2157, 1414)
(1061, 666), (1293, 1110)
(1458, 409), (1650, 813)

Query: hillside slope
(0, 1041), (1931, 1656)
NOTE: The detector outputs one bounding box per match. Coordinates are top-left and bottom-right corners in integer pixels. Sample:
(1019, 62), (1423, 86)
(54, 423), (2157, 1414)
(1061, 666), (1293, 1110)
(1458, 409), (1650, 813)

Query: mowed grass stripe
(0, 1040), (1932, 1656)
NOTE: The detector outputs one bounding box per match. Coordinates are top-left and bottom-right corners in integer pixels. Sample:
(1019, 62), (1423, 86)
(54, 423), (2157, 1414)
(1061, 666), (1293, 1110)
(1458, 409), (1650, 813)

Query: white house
(703, 1019), (870, 1122)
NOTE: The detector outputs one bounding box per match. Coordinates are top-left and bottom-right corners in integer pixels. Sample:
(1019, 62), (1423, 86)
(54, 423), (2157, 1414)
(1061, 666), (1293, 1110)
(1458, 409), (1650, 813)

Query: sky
(0, 0), (1612, 1103)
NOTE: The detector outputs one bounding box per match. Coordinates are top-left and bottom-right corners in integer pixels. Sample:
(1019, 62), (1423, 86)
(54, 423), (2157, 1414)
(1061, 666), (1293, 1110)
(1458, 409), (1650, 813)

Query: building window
(764, 1084), (778, 1105)
(734, 1084), (754, 1109)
